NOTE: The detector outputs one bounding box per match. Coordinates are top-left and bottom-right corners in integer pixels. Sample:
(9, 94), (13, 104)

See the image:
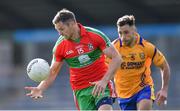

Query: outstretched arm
(38, 61), (63, 91)
(25, 61), (63, 99)
(156, 59), (170, 105)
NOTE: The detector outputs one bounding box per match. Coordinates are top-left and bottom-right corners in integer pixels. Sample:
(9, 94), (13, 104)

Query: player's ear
(67, 20), (75, 26)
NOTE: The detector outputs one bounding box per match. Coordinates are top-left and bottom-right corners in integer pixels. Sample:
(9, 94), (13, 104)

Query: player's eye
(59, 28), (63, 31)
(123, 31), (129, 35)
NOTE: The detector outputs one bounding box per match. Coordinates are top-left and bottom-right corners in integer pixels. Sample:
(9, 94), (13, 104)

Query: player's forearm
(37, 61), (62, 91)
(102, 54), (122, 82)
(37, 67), (59, 91)
(161, 61), (170, 91)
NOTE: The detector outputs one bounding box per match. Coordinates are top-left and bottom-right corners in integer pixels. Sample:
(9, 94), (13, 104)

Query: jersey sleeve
(52, 36), (65, 63)
(96, 31), (111, 51)
(106, 39), (119, 64)
(145, 41), (165, 67)
(54, 44), (64, 62)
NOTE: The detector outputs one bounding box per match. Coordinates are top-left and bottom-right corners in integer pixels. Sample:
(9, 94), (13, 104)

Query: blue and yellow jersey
(109, 33), (165, 98)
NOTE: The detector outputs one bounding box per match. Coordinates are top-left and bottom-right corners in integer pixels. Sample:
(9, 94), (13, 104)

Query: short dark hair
(52, 9), (76, 24)
(117, 15), (135, 27)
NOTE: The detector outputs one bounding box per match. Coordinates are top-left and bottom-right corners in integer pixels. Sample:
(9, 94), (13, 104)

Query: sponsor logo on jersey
(78, 54), (90, 64)
(66, 50), (74, 55)
(121, 61), (145, 69)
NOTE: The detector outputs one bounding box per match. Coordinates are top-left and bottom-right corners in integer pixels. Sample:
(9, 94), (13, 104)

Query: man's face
(54, 21), (74, 39)
(118, 24), (136, 46)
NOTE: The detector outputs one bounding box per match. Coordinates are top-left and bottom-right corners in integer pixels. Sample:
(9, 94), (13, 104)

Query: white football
(27, 58), (50, 82)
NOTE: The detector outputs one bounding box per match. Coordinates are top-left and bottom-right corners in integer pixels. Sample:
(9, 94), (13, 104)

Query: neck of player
(71, 24), (81, 41)
(128, 36), (137, 47)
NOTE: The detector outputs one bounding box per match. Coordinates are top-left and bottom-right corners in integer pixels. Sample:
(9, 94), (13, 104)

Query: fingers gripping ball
(27, 58), (50, 82)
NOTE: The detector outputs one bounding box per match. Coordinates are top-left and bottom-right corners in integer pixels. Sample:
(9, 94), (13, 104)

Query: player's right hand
(90, 79), (108, 97)
(24, 86), (43, 99)
(156, 89), (167, 106)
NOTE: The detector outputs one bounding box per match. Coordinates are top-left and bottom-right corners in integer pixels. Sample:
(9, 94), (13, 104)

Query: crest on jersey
(88, 43), (94, 51)
(139, 52), (145, 60)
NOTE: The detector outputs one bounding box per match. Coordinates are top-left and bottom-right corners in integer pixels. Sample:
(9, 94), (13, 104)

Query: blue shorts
(117, 85), (155, 110)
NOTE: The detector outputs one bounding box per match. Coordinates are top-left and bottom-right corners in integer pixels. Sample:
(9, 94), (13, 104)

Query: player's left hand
(156, 89), (168, 106)
(90, 80), (108, 97)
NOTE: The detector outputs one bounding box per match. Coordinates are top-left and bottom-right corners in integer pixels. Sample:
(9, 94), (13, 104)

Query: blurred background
(0, 0), (179, 110)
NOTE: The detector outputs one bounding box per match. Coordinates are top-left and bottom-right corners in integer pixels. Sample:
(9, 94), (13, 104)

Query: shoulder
(142, 39), (155, 49)
(136, 34), (155, 49)
(52, 36), (65, 53)
(85, 26), (108, 38)
(85, 26), (111, 44)
(141, 39), (157, 58)
(85, 26), (102, 33)
(55, 36), (65, 45)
